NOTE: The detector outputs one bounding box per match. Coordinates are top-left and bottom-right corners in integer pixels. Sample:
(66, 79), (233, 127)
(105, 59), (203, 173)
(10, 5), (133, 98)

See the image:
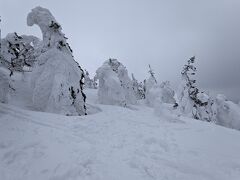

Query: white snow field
(1, 89), (240, 180)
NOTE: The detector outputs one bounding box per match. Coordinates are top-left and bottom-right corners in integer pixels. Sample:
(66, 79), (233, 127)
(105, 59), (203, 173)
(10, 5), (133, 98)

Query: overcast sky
(1, 0), (240, 101)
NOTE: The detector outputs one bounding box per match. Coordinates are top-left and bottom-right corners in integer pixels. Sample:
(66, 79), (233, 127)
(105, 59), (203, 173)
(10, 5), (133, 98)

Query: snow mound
(146, 81), (176, 107)
(154, 102), (181, 122)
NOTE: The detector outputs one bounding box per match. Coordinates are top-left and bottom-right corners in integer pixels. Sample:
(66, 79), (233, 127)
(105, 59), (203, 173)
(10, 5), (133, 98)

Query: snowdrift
(1, 89), (240, 180)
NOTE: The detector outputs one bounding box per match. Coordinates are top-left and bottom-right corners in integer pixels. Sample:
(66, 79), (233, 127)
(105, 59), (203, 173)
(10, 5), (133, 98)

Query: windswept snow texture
(1, 89), (240, 180)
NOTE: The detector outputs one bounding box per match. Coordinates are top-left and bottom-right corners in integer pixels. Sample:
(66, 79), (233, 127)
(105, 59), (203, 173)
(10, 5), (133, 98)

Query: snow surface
(1, 89), (240, 180)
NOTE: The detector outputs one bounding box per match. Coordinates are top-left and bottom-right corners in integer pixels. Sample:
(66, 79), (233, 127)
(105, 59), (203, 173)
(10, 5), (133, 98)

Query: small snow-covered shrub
(154, 102), (180, 121)
(27, 6), (86, 115)
(192, 92), (216, 122)
(145, 81), (176, 107)
(145, 84), (161, 107)
(214, 94), (240, 130)
(95, 58), (136, 106)
(0, 67), (10, 103)
(144, 64), (176, 108)
(177, 80), (193, 115)
(159, 81), (176, 104)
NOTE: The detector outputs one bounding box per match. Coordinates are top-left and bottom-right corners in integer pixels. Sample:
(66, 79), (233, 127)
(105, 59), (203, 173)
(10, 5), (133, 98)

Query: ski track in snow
(1, 90), (240, 180)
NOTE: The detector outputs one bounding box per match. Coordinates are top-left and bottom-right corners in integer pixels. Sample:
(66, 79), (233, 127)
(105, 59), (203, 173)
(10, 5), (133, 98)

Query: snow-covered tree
(84, 70), (97, 89)
(27, 6), (86, 115)
(145, 64), (157, 91)
(95, 58), (136, 106)
(145, 64), (160, 106)
(131, 73), (145, 99)
(0, 32), (39, 73)
(96, 62), (125, 106)
(178, 56), (214, 121)
(0, 33), (38, 104)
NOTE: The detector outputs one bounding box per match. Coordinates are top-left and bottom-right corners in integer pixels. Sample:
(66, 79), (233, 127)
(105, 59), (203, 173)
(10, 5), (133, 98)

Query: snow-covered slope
(1, 89), (240, 180)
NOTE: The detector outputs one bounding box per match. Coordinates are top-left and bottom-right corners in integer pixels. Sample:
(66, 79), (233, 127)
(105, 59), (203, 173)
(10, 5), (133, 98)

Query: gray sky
(1, 0), (240, 102)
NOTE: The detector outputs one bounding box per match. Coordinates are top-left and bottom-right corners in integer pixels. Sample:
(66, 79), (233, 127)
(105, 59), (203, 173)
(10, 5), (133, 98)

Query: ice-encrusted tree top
(27, 6), (72, 53)
(148, 64), (157, 84)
